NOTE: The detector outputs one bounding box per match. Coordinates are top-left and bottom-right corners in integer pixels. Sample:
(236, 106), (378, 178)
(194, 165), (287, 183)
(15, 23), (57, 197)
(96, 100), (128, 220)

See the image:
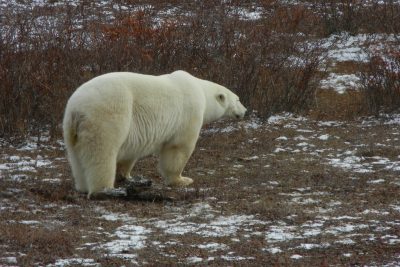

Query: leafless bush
(317, 0), (364, 35)
(359, 52), (400, 115)
(0, 1), (325, 138)
(315, 0), (400, 36)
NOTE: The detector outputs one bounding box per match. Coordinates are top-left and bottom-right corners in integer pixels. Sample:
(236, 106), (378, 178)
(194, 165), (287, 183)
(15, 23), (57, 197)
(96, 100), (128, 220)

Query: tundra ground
(1, 114), (400, 266)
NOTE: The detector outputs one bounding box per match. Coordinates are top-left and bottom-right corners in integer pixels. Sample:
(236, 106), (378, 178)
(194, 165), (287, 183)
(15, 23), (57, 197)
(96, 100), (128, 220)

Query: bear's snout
(234, 103), (247, 119)
(235, 113), (245, 119)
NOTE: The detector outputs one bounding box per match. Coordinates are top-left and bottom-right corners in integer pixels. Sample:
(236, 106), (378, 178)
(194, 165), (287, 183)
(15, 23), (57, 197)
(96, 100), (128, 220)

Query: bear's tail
(64, 111), (85, 147)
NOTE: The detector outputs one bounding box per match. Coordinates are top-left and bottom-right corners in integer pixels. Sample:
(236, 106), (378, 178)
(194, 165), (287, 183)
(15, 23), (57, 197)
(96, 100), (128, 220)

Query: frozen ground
(1, 113), (400, 266)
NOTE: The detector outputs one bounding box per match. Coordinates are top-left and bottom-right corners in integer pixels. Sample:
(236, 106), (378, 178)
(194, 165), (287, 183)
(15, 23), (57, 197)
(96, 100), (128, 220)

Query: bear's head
(216, 91), (246, 120)
(213, 86), (247, 121)
(199, 78), (247, 124)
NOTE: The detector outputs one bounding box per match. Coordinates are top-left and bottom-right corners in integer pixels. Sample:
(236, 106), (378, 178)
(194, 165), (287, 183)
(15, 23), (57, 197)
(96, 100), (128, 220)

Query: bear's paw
(167, 176), (194, 187)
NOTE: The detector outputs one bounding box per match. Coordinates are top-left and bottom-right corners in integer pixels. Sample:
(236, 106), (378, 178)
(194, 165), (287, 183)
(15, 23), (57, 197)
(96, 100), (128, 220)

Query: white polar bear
(63, 70), (246, 198)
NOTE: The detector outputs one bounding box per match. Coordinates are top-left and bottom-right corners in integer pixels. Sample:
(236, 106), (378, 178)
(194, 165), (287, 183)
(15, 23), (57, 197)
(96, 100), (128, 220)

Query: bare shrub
(362, 1), (400, 35)
(0, 1), (325, 138)
(359, 52), (400, 115)
(0, 4), (90, 138)
(314, 0), (400, 36)
(317, 0), (364, 35)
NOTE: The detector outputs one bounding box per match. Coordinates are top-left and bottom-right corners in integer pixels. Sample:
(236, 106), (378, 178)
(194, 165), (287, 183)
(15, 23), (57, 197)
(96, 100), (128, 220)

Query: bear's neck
(203, 109), (217, 125)
(201, 81), (224, 125)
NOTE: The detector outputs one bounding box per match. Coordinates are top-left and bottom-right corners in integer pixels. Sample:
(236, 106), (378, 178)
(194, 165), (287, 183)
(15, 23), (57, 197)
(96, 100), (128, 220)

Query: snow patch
(367, 179), (385, 184)
(291, 254), (303, 260)
(48, 258), (98, 267)
(187, 256), (203, 263)
(266, 225), (301, 242)
(264, 247), (283, 254)
(196, 242), (228, 251)
(320, 73), (361, 94)
(98, 225), (150, 257)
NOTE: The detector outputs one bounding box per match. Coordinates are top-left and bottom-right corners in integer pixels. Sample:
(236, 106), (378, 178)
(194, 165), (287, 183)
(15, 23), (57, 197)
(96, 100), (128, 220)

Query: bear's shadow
(89, 176), (176, 202)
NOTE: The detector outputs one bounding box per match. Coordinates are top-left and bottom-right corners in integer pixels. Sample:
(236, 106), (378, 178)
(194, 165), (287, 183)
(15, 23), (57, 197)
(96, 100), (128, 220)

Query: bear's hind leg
(158, 144), (194, 187)
(117, 159), (137, 180)
(67, 150), (87, 193)
(84, 155), (117, 198)
(74, 139), (119, 198)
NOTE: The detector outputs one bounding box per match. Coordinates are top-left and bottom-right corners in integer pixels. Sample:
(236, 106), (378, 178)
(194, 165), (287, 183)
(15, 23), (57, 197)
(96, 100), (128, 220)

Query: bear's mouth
(235, 114), (244, 119)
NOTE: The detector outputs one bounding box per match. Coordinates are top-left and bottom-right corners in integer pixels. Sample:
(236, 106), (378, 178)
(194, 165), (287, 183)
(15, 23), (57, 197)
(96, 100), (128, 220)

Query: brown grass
(0, 223), (78, 265)
(311, 89), (365, 120)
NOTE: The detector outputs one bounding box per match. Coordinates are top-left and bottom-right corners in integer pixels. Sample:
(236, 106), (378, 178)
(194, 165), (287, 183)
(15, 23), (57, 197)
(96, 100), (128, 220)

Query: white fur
(63, 70), (246, 197)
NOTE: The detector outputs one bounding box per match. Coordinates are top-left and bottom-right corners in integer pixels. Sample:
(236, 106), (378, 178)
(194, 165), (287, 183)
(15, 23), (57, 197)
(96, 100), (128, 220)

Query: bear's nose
(235, 113), (244, 119)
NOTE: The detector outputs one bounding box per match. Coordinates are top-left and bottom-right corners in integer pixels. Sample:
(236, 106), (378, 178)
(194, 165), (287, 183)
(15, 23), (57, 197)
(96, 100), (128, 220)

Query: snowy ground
(1, 113), (400, 266)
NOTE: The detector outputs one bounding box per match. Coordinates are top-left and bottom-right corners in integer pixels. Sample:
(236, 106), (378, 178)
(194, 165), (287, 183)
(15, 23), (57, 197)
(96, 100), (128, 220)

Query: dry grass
(311, 89), (365, 120)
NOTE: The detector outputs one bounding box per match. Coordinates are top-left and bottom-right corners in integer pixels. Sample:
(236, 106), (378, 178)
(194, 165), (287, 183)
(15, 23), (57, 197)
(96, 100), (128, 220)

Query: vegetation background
(1, 0), (399, 139)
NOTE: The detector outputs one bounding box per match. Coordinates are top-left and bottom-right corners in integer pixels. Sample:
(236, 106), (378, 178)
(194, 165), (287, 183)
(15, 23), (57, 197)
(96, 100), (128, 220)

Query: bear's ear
(216, 93), (227, 107)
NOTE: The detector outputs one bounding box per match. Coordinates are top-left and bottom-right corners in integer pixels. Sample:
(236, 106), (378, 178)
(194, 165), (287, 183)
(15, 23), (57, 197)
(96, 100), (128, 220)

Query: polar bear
(63, 70), (246, 198)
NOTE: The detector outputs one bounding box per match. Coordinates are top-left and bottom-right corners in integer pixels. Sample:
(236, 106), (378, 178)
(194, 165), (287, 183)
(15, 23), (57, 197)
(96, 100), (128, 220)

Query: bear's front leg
(158, 143), (195, 187)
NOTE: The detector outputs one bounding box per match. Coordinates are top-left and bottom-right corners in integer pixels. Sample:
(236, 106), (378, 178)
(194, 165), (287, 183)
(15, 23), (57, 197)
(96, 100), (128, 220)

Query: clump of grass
(311, 89), (365, 120)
